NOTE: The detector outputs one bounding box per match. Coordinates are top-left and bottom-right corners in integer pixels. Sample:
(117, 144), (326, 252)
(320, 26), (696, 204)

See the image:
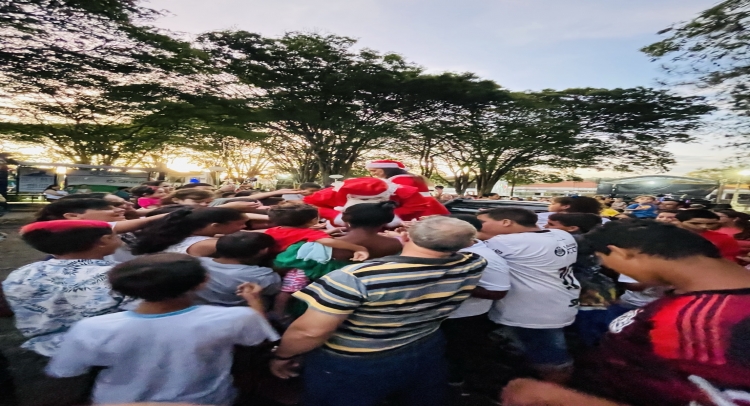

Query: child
(538, 196), (604, 227)
(574, 220), (750, 406)
(336, 201), (403, 259)
(265, 203), (369, 318)
(2, 220), (126, 356)
(610, 197), (627, 211)
(545, 213), (616, 347)
(132, 207), (249, 256)
(624, 195), (658, 219)
(46, 253), (279, 406)
(195, 232), (282, 306)
(132, 186), (167, 209)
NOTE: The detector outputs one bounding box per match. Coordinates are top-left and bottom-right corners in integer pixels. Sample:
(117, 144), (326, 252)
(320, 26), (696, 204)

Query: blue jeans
(302, 332), (448, 406)
(503, 326), (572, 368)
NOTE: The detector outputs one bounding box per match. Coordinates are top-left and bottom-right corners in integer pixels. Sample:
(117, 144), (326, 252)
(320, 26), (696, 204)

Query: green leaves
(643, 0), (750, 150)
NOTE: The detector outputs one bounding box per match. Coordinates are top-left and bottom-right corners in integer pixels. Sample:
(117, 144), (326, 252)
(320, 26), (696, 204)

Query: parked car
(444, 199), (550, 215)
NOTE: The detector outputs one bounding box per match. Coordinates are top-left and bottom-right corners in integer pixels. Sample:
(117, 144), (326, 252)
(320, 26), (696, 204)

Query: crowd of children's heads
(10, 181), (750, 406)
(132, 207), (248, 254)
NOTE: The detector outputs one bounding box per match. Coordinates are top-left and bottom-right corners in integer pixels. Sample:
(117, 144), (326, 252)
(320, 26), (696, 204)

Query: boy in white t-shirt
(46, 253), (279, 406)
(477, 208), (579, 383)
(442, 215), (510, 386)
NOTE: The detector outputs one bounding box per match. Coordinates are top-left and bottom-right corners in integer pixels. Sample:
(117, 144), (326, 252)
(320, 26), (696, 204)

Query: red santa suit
(303, 177), (430, 227)
(366, 160), (450, 217)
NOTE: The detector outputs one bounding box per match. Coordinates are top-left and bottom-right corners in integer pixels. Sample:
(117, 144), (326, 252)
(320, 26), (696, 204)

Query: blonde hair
(635, 195), (656, 201)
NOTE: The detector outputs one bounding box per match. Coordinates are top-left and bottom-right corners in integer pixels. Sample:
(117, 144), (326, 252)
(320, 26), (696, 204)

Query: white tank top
(162, 236), (213, 255)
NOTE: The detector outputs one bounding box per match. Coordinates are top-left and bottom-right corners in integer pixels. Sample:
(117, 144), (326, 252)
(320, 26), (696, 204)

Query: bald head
(408, 216), (477, 253)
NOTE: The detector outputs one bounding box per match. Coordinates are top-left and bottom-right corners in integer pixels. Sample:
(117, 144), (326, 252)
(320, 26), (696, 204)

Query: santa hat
(331, 178), (399, 207)
(365, 160), (407, 170)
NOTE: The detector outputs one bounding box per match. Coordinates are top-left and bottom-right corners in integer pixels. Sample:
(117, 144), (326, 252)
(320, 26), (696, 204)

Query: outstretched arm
(110, 214), (167, 234)
(317, 238), (369, 261)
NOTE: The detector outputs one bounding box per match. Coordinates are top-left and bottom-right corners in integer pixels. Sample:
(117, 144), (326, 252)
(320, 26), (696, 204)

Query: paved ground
(0, 211), (513, 406)
(1, 212), (53, 406)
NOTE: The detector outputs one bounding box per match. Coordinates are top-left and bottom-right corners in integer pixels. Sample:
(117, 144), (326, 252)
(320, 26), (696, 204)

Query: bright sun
(167, 157), (204, 173)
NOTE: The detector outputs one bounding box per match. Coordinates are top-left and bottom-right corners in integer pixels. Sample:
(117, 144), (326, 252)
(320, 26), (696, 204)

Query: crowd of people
(2, 162), (750, 406)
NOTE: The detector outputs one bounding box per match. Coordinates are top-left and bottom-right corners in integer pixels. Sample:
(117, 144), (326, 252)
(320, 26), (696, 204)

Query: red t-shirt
(701, 230), (741, 262)
(578, 289), (750, 406)
(264, 227), (329, 253)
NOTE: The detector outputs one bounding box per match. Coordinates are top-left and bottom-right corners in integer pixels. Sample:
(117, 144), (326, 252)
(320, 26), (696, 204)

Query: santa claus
(303, 177), (431, 227)
(365, 160), (450, 217)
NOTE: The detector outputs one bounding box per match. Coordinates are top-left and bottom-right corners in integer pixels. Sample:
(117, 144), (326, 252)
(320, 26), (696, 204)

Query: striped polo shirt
(292, 253), (487, 355)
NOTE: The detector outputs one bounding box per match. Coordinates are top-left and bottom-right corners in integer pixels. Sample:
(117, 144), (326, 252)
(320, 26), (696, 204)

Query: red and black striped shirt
(579, 289), (750, 406)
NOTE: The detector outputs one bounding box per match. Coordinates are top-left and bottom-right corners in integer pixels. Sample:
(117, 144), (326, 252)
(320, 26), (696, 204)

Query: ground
(1, 212), (52, 406)
(0, 211), (512, 406)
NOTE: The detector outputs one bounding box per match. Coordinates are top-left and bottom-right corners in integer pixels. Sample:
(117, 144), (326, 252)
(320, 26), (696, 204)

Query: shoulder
(302, 228), (330, 239)
(193, 305), (262, 321)
(548, 228), (575, 240)
(3, 262), (49, 285)
(462, 243), (506, 263)
(704, 230), (736, 243)
(70, 312), (131, 333)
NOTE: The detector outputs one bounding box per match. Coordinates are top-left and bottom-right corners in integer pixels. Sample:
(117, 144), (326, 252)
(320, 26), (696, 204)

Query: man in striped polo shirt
(269, 216), (487, 406)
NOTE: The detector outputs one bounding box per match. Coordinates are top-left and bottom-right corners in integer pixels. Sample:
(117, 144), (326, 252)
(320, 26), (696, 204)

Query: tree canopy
(0, 2), (721, 192)
(643, 0), (750, 148)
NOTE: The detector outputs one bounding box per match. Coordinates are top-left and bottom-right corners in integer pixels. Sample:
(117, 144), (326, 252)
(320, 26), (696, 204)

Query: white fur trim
(346, 180), (399, 201)
(366, 162), (404, 169)
(332, 213), (346, 227)
(420, 192), (432, 197)
(385, 215), (402, 228)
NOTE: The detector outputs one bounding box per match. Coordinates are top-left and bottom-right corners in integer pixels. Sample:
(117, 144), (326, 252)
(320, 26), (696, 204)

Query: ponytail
(132, 207), (246, 254)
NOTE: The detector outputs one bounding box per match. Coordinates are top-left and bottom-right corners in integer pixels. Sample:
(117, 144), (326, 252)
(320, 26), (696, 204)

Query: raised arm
(110, 213), (167, 234)
(317, 238), (369, 261)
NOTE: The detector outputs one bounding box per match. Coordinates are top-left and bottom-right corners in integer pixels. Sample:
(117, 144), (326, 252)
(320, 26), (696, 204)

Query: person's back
(2, 220), (126, 356)
(336, 201), (403, 259)
(577, 220), (750, 406)
(194, 232), (281, 306)
(477, 208), (579, 382)
(298, 251), (485, 353)
(47, 254), (279, 406)
(486, 228), (579, 327)
(275, 217), (486, 406)
(50, 306), (272, 405)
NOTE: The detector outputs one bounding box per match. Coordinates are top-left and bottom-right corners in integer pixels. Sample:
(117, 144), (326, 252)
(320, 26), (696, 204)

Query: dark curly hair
(342, 201), (398, 228)
(132, 207), (246, 254)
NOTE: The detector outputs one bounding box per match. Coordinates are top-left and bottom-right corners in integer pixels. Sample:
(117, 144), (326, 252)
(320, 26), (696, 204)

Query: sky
(148, 0), (731, 178)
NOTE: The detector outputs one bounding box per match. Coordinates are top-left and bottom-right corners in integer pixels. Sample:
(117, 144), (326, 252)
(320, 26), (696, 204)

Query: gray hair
(408, 216), (477, 253)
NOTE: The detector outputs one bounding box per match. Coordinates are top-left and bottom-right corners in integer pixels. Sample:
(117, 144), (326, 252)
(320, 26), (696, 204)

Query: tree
(0, 0), (224, 165)
(0, 0), (204, 95)
(199, 31), (421, 181)
(428, 87), (714, 195)
(686, 166), (746, 181)
(642, 1), (749, 143)
(392, 73), (509, 179)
